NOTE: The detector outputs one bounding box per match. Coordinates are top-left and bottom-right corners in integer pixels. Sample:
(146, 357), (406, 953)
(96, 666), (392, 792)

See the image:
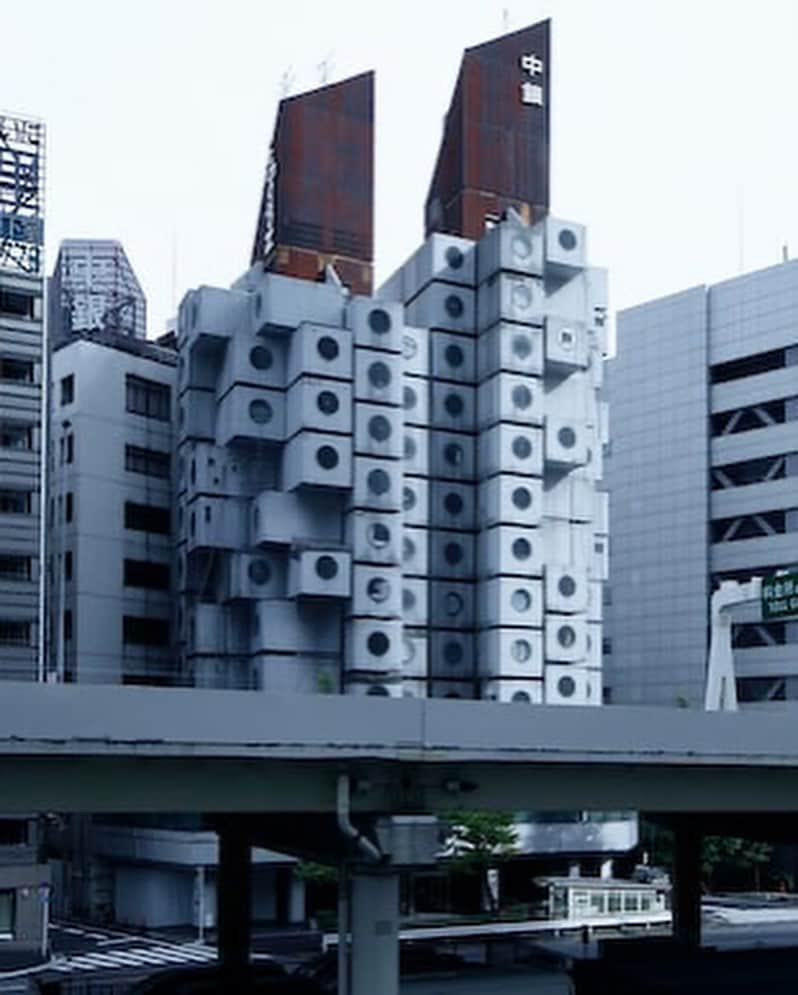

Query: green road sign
(762, 569), (798, 620)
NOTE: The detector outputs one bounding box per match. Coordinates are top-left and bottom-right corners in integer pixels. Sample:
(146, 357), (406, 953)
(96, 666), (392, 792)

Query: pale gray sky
(4, 0), (798, 339)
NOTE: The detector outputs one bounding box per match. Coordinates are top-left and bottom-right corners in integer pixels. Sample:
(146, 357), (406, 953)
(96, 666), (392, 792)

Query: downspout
(336, 774), (382, 863)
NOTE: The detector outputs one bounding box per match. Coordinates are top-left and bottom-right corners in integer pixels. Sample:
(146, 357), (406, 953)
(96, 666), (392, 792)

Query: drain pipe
(336, 774), (382, 863)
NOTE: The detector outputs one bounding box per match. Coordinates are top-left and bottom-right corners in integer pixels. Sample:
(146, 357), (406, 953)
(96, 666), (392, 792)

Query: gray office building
(604, 260), (798, 707)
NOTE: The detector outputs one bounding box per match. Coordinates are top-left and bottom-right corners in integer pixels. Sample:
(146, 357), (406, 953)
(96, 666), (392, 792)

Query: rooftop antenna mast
(317, 52), (335, 86)
(279, 66), (296, 100)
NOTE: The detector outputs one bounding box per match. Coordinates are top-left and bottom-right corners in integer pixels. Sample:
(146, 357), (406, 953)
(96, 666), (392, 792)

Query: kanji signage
(762, 569), (798, 620)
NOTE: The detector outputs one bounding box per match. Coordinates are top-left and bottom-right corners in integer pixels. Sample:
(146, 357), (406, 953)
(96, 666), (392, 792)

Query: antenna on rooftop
(782, 243), (789, 263)
(502, 7), (511, 30)
(279, 66), (296, 99)
(317, 52), (335, 85)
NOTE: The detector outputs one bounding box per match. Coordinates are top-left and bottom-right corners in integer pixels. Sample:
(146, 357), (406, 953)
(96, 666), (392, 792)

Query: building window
(65, 492), (73, 523)
(63, 610), (72, 642)
(65, 433), (74, 464)
(0, 287), (35, 319)
(0, 490), (30, 515)
(0, 422), (32, 450)
(60, 374), (74, 405)
(0, 620), (31, 646)
(123, 615), (170, 647)
(125, 444), (170, 479)
(123, 559), (170, 591)
(0, 357), (34, 383)
(0, 890), (14, 937)
(125, 375), (171, 421)
(124, 502), (170, 535)
(64, 551), (73, 581)
(0, 556), (30, 580)
(0, 819), (26, 846)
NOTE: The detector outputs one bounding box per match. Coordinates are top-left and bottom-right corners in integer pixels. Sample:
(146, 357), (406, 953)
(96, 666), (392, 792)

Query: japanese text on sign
(762, 569), (798, 620)
(519, 52), (544, 107)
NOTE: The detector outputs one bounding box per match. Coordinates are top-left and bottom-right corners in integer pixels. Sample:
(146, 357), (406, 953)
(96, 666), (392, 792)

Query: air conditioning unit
(345, 619), (403, 674)
(429, 580), (475, 629)
(431, 381), (476, 433)
(544, 664), (597, 706)
(481, 678), (543, 704)
(350, 563), (402, 619)
(478, 474), (543, 528)
(478, 372), (544, 430)
(401, 629), (428, 679)
(346, 296), (403, 353)
(401, 577), (428, 626)
(477, 273), (544, 332)
(283, 431), (353, 491)
(216, 385), (286, 447)
(478, 628), (544, 679)
(400, 326), (429, 377)
(403, 232), (477, 300)
(429, 531), (475, 580)
(287, 547), (351, 599)
(478, 423), (543, 479)
(286, 322), (352, 386)
(286, 377), (352, 437)
(545, 613), (589, 663)
(345, 511), (401, 565)
(429, 430), (477, 482)
(353, 349), (402, 406)
(402, 374), (430, 426)
(351, 456), (402, 512)
(544, 217), (587, 280)
(477, 216), (544, 284)
(344, 678), (403, 698)
(477, 577), (543, 630)
(430, 480), (476, 530)
(477, 524), (543, 578)
(225, 552), (284, 601)
(429, 630), (476, 680)
(401, 476), (429, 527)
(402, 426), (430, 476)
(478, 321), (544, 382)
(430, 679), (476, 701)
(545, 565), (589, 614)
(405, 282), (476, 335)
(544, 316), (589, 372)
(545, 418), (588, 471)
(401, 526), (429, 577)
(354, 403), (402, 459)
(431, 331), (476, 383)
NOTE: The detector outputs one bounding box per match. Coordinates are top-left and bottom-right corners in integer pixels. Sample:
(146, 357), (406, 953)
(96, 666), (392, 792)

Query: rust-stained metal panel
(252, 71), (374, 295)
(425, 21), (550, 239)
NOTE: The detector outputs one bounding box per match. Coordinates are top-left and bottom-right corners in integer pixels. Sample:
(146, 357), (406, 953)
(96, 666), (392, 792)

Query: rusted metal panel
(425, 21), (550, 239)
(252, 71), (374, 295)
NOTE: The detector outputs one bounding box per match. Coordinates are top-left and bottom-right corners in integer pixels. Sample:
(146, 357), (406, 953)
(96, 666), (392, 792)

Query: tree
(441, 811), (519, 915)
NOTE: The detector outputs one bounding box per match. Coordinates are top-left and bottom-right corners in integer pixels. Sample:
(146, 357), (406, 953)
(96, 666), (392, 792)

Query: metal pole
(337, 863), (349, 995)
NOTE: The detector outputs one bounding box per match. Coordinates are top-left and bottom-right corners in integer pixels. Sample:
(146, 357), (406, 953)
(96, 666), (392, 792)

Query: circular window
(558, 575), (577, 598)
(444, 442), (463, 466)
(403, 435), (417, 460)
(511, 235), (532, 260)
(367, 468), (391, 495)
(315, 555), (339, 580)
(316, 445), (339, 470)
(445, 343), (465, 367)
(512, 283), (533, 310)
(558, 426), (577, 449)
(368, 308), (391, 334)
(402, 637), (415, 663)
(368, 414), (392, 442)
(403, 385), (417, 410)
(367, 522), (391, 549)
(402, 588), (416, 612)
(402, 486), (416, 511)
(444, 492), (464, 516)
(248, 559), (271, 585)
(511, 639), (532, 663)
(512, 436), (532, 459)
(512, 384), (533, 409)
(557, 675), (577, 698)
(402, 334), (417, 360)
(249, 345), (273, 370)
(444, 393), (464, 417)
(559, 328), (575, 350)
(317, 390), (340, 415)
(512, 690), (531, 703)
(368, 685), (390, 697)
(512, 486), (532, 510)
(558, 228), (578, 251)
(445, 592), (464, 616)
(511, 588), (532, 612)
(512, 334), (531, 359)
(403, 536), (416, 561)
(444, 542), (464, 565)
(558, 625), (577, 648)
(249, 399), (273, 424)
(367, 577), (391, 603)
(445, 245), (464, 269)
(445, 294), (464, 319)
(367, 631), (390, 656)
(512, 537), (531, 560)
(317, 336), (339, 361)
(368, 361), (392, 390)
(444, 641), (464, 665)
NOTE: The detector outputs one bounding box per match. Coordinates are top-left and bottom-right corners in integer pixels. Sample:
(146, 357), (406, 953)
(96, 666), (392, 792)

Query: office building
(49, 239), (146, 346)
(604, 261), (798, 706)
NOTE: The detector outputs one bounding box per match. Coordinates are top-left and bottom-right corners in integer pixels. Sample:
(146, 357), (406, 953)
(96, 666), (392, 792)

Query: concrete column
(672, 818), (702, 948)
(217, 821), (251, 985)
(349, 867), (399, 995)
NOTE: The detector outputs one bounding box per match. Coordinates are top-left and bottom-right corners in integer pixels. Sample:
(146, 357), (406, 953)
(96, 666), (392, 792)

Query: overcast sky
(4, 0), (798, 342)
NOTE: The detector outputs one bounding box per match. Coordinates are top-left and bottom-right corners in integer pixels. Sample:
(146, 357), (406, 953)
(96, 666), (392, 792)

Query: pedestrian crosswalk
(50, 942), (217, 974)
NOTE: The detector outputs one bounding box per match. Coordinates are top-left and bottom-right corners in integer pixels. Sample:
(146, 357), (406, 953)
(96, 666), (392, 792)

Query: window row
(0, 356), (34, 383)
(711, 508), (798, 543)
(710, 345), (798, 385)
(0, 422), (33, 451)
(126, 374), (171, 421)
(710, 396), (798, 438)
(0, 286), (37, 319)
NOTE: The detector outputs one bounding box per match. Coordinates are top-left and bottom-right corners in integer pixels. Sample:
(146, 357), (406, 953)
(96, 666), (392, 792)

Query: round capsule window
(402, 588), (416, 612)
(402, 486), (416, 512)
(557, 675), (576, 698)
(512, 384), (533, 410)
(367, 361), (392, 391)
(445, 245), (464, 269)
(557, 625), (577, 648)
(316, 445), (339, 470)
(444, 442), (464, 466)
(511, 283), (533, 310)
(402, 536), (416, 561)
(317, 390), (340, 416)
(558, 575), (577, 598)
(368, 308), (392, 334)
(367, 522), (391, 549)
(444, 393), (464, 418)
(367, 631), (390, 657)
(445, 343), (465, 367)
(402, 637), (415, 663)
(511, 589), (532, 612)
(444, 492), (464, 516)
(317, 336), (339, 361)
(559, 328), (575, 350)
(367, 468), (391, 495)
(512, 486), (532, 511)
(248, 559), (271, 585)
(249, 345), (273, 371)
(511, 235), (532, 260)
(444, 641), (464, 665)
(444, 294), (464, 319)
(512, 334), (531, 359)
(444, 542), (464, 565)
(512, 690), (531, 703)
(367, 577), (391, 603)
(512, 537), (532, 560)
(445, 592), (464, 617)
(249, 399), (273, 424)
(558, 228), (578, 251)
(558, 426), (577, 449)
(315, 555), (339, 580)
(402, 334), (417, 360)
(511, 639), (532, 663)
(368, 414), (392, 442)
(403, 435), (417, 460)
(403, 385), (417, 410)
(512, 436), (532, 460)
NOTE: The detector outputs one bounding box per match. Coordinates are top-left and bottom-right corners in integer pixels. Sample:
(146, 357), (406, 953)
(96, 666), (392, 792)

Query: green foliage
(294, 860), (338, 884)
(442, 810), (519, 871)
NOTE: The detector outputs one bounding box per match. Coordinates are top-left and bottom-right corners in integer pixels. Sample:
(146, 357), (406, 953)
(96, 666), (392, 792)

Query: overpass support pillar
(217, 819), (252, 985)
(349, 866), (399, 995)
(672, 817), (702, 948)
